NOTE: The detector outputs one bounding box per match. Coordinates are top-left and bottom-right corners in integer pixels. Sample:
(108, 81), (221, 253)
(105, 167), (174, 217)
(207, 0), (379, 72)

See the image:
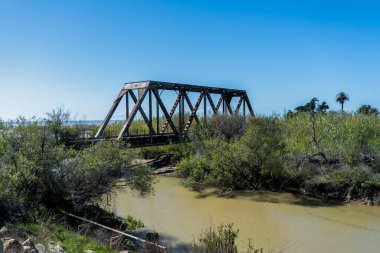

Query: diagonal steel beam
(118, 89), (150, 140)
(206, 92), (217, 114)
(234, 96), (244, 114)
(95, 90), (126, 138)
(183, 92), (204, 134)
(152, 89), (179, 136)
(161, 94), (181, 133)
(128, 90), (156, 135)
(244, 93), (255, 116)
(184, 93), (200, 124)
(215, 94), (223, 113)
(225, 95), (233, 114)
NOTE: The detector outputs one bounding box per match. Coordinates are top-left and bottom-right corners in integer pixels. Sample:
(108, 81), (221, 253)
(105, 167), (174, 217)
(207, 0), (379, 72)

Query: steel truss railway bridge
(75, 81), (254, 147)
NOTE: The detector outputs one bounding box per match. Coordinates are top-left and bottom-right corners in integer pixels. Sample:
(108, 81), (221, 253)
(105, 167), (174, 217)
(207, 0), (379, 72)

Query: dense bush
(179, 117), (290, 193)
(178, 113), (380, 203)
(0, 109), (155, 221)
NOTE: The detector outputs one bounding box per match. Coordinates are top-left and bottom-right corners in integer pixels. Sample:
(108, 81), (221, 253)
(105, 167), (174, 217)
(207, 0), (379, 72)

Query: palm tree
(336, 92), (349, 112)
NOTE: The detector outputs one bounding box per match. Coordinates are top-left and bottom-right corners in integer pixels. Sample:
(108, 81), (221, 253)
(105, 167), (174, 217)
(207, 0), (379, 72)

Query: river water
(110, 176), (380, 253)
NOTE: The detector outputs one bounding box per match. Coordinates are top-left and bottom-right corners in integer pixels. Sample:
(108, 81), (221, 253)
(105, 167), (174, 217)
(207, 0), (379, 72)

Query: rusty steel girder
(95, 80), (254, 146)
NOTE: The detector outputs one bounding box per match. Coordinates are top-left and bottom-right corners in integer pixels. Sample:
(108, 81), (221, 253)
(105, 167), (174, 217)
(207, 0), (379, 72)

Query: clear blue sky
(1, 0), (380, 120)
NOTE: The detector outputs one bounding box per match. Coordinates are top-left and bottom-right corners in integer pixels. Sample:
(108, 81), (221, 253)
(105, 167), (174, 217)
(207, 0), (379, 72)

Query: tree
(295, 100), (316, 113)
(317, 101), (329, 113)
(336, 92), (349, 112)
(294, 105), (308, 113)
(0, 113), (156, 218)
(46, 106), (70, 144)
(357, 105), (379, 116)
(288, 97), (330, 113)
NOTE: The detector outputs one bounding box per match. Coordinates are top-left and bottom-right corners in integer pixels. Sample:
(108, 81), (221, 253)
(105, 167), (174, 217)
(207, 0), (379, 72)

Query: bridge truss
(95, 80), (254, 147)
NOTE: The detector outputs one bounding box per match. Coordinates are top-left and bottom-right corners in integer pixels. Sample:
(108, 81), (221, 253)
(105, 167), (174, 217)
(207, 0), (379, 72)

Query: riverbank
(139, 152), (380, 206)
(150, 114), (380, 206)
(0, 206), (167, 253)
(0, 223), (116, 253)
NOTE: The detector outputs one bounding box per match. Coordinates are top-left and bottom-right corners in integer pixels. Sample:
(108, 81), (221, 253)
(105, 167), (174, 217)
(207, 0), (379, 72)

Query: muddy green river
(110, 176), (380, 253)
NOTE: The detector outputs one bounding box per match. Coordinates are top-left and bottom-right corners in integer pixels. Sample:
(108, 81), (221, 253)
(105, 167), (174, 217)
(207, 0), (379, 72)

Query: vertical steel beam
(222, 94), (226, 115)
(126, 92), (129, 136)
(203, 90), (207, 124)
(126, 92), (129, 120)
(156, 89), (160, 133)
(179, 90), (185, 137)
(243, 99), (246, 119)
(149, 88), (153, 143)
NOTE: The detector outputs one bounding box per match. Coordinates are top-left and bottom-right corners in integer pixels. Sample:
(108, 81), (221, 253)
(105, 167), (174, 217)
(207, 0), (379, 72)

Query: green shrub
(329, 167), (371, 184)
(0, 110), (156, 218)
(191, 223), (262, 253)
(178, 113), (380, 199)
(123, 215), (144, 230)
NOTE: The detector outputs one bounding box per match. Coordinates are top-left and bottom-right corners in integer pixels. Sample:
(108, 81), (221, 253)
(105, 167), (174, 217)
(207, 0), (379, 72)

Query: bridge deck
(68, 133), (179, 149)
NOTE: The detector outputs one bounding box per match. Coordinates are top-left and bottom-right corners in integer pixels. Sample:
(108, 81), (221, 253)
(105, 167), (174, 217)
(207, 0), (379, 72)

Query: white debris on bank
(0, 225), (66, 253)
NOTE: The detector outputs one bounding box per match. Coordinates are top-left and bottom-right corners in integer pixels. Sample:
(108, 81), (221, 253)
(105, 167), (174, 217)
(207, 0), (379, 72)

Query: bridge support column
(243, 99), (246, 119)
(222, 94), (226, 115)
(156, 90), (160, 133)
(149, 89), (153, 144)
(126, 92), (129, 136)
(179, 90), (185, 140)
(203, 90), (207, 125)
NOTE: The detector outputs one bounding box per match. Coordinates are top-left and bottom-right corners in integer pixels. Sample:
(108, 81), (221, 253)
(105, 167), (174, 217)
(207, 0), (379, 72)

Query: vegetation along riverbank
(1, 94), (380, 252)
(141, 97), (380, 205)
(0, 107), (260, 253)
(175, 105), (380, 205)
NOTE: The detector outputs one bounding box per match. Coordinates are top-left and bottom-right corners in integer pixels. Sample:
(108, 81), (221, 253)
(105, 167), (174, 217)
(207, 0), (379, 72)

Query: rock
(0, 227), (29, 241)
(4, 239), (24, 253)
(22, 239), (37, 253)
(153, 167), (175, 175)
(22, 246), (37, 253)
(48, 242), (64, 253)
(0, 227), (9, 237)
(83, 250), (95, 253)
(34, 244), (45, 253)
(22, 239), (35, 249)
(145, 232), (159, 242)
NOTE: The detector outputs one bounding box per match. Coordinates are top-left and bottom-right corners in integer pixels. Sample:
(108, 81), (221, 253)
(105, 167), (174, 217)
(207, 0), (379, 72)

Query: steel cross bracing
(95, 80), (254, 147)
